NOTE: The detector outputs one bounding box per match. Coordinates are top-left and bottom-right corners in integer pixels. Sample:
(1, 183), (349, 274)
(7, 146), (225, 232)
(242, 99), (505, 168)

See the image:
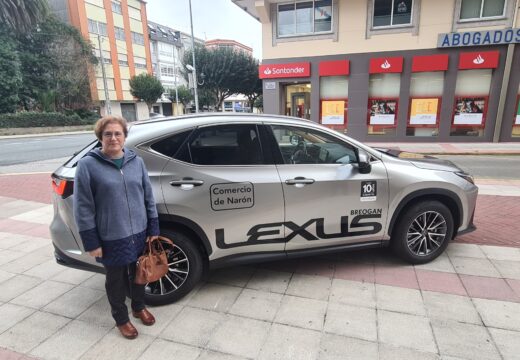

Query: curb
(0, 130), (92, 139)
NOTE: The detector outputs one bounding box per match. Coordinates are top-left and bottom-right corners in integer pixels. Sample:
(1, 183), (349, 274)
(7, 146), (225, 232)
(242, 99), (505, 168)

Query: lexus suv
(50, 113), (478, 305)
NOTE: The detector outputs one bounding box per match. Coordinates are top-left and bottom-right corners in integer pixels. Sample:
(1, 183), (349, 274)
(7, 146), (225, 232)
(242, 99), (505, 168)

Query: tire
(391, 200), (454, 264)
(143, 229), (204, 305)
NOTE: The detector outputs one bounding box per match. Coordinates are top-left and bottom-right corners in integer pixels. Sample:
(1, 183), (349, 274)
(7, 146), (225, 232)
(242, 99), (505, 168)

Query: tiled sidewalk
(1, 192), (520, 359)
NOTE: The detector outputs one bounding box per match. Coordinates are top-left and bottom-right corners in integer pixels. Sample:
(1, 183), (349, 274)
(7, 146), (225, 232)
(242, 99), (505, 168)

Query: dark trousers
(104, 262), (145, 326)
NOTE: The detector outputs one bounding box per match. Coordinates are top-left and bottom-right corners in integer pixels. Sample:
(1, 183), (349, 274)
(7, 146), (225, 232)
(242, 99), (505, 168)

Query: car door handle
(169, 178), (204, 190)
(285, 177), (315, 185)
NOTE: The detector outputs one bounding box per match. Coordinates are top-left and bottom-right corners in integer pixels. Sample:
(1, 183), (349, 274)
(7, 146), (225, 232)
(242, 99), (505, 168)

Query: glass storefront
(407, 72), (444, 137)
(367, 73), (400, 137)
(320, 75), (348, 133)
(285, 83), (311, 119)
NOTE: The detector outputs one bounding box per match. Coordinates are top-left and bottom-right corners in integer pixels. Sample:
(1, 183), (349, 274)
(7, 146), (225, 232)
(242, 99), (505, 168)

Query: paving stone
(334, 261), (375, 283)
(208, 266), (255, 287)
(473, 298), (520, 331)
(0, 303), (35, 334)
(79, 328), (154, 360)
(0, 250), (25, 266)
(79, 273), (106, 291)
(488, 327), (520, 360)
(137, 338), (201, 360)
(13, 238), (49, 253)
(414, 253), (456, 273)
(11, 205), (53, 225)
(186, 283), (242, 312)
(197, 350), (248, 360)
(274, 295), (327, 331)
(30, 319), (111, 360)
(431, 319), (501, 360)
(285, 273), (331, 301)
(0, 200), (48, 219)
(207, 315), (270, 359)
(246, 269), (292, 294)
(374, 265), (419, 289)
(378, 310), (437, 353)
(447, 243), (486, 259)
(23, 259), (65, 280)
(136, 303), (183, 337)
(258, 323), (320, 360)
(450, 257), (501, 277)
(228, 288), (282, 322)
(0, 311), (69, 353)
(329, 278), (376, 309)
(480, 245), (520, 262)
(319, 333), (378, 360)
(378, 344), (440, 360)
(491, 259), (520, 280)
(0, 275), (41, 302)
(0, 235), (22, 249)
(77, 296), (128, 327)
(43, 286), (105, 318)
(460, 275), (519, 302)
(0, 269), (15, 284)
(10, 280), (74, 309)
(324, 302), (377, 342)
(50, 267), (95, 285)
(0, 250), (50, 274)
(422, 291), (481, 324)
(160, 306), (226, 347)
(375, 284), (426, 316)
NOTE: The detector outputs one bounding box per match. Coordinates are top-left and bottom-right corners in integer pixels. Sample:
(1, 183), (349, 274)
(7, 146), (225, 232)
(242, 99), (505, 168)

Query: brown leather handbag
(135, 236), (173, 285)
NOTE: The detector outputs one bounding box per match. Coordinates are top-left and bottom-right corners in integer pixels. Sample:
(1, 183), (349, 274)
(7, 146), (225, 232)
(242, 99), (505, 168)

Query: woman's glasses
(102, 131), (124, 138)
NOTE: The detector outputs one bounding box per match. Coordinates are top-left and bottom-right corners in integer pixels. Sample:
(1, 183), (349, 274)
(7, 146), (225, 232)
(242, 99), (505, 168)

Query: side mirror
(357, 149), (372, 174)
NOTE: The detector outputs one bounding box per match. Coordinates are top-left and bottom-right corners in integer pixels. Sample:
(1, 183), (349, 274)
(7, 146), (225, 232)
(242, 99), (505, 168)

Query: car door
(268, 124), (389, 252)
(159, 123), (286, 262)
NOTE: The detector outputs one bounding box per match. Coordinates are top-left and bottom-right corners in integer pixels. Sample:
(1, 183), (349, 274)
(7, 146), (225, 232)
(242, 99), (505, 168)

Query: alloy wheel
(144, 243), (189, 297)
(406, 211), (447, 256)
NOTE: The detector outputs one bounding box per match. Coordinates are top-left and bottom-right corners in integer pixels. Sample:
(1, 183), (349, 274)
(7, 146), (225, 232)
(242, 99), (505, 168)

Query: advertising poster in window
(453, 97), (486, 126)
(321, 100), (345, 125)
(409, 98), (439, 126)
(369, 99), (397, 125)
(515, 97), (520, 125)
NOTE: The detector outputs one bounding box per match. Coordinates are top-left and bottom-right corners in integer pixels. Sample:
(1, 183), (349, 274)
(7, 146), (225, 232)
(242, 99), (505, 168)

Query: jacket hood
(88, 147), (137, 166)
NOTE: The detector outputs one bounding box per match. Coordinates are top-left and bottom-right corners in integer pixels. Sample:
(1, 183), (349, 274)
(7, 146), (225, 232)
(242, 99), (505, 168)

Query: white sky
(146, 0), (263, 59)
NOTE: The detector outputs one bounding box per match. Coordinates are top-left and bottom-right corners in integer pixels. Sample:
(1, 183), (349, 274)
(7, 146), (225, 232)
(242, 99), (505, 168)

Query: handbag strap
(143, 235), (174, 255)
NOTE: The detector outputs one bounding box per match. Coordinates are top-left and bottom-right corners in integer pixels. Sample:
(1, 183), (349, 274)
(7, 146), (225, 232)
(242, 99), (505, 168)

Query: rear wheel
(392, 200), (453, 264)
(143, 229), (203, 305)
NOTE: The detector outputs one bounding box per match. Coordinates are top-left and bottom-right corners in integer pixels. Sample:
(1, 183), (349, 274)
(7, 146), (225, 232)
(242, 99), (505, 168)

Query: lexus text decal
(215, 209), (383, 249)
(259, 62), (311, 79)
(210, 182), (254, 211)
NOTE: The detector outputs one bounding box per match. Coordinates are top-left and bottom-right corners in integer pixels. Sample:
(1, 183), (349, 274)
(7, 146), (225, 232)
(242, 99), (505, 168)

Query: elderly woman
(73, 115), (160, 339)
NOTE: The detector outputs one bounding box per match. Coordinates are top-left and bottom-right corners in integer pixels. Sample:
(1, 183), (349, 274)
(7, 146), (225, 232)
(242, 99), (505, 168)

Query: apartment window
(277, 0), (332, 37)
(111, 1), (122, 14)
(118, 53), (128, 66)
(160, 65), (175, 77)
(159, 42), (173, 57)
(85, 0), (104, 7)
(128, 6), (141, 20)
(134, 56), (147, 69)
(373, 0), (413, 27)
(131, 32), (145, 45)
(460, 0), (505, 20)
(87, 19), (107, 36)
(93, 49), (112, 64)
(114, 26), (125, 41)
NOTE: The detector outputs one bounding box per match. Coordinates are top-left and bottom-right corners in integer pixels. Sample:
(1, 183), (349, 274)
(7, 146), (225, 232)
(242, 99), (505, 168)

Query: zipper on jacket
(120, 168), (135, 246)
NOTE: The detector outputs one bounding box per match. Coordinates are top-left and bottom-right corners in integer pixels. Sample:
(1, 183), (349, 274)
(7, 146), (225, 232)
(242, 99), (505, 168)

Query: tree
(253, 95), (263, 113)
(0, 32), (22, 113)
(182, 47), (260, 111)
(170, 86), (192, 114)
(0, 0), (48, 33)
(130, 74), (164, 113)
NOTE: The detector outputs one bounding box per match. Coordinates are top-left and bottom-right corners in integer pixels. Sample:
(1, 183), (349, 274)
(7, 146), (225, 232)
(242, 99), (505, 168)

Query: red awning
(412, 54), (449, 72)
(319, 60), (350, 76)
(369, 57), (403, 74)
(458, 51), (500, 69)
(259, 62), (311, 79)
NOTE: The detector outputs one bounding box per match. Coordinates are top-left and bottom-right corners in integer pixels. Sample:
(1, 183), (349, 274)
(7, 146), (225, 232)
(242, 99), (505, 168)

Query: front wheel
(392, 200), (454, 264)
(144, 229), (203, 305)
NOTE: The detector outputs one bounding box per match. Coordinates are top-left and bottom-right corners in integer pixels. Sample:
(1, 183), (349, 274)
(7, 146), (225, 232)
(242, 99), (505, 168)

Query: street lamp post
(188, 0), (199, 113)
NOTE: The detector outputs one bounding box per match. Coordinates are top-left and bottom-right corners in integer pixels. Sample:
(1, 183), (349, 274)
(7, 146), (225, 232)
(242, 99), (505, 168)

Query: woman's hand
(88, 247), (103, 258)
(146, 235), (159, 242)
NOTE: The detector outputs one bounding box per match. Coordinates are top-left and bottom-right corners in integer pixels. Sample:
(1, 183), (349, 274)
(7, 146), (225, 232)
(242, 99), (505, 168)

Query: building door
(162, 103), (173, 116)
(121, 103), (137, 122)
(291, 92), (310, 119)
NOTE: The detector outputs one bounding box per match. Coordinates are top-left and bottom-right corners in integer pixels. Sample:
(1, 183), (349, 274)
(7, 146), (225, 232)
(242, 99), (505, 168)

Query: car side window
(150, 130), (193, 159)
(270, 125), (358, 165)
(187, 124), (263, 165)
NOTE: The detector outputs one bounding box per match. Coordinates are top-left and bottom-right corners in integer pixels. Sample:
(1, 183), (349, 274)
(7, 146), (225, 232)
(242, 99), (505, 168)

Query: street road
(0, 133), (95, 166)
(437, 155), (520, 179)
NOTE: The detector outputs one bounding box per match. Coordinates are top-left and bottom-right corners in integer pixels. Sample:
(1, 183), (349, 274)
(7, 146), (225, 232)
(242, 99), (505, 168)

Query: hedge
(0, 112), (98, 128)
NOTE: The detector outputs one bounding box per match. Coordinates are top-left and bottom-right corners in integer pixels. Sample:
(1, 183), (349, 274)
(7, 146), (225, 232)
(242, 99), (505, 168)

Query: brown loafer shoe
(132, 308), (155, 326)
(117, 321), (138, 339)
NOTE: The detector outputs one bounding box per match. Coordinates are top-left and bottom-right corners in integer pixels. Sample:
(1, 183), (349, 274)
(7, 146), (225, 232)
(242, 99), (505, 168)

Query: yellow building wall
(130, 18), (143, 32)
(96, 65), (114, 78)
(133, 45), (146, 57)
(119, 67), (130, 79)
(123, 91), (133, 100)
(85, 3), (107, 22)
(135, 68), (148, 76)
(127, 0), (141, 9)
(113, 14), (124, 27)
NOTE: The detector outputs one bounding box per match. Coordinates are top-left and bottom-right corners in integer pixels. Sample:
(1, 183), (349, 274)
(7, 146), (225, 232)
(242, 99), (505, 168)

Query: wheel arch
(388, 189), (462, 239)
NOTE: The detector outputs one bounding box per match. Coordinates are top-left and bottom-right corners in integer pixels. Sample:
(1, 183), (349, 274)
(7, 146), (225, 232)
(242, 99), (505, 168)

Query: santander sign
(259, 62), (311, 79)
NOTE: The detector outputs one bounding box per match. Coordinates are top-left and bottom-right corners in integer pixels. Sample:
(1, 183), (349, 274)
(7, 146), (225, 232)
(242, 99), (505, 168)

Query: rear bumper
(53, 245), (105, 274)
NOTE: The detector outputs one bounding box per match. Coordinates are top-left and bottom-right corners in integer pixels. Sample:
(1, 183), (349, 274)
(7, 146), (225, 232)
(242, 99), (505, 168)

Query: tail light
(52, 175), (74, 198)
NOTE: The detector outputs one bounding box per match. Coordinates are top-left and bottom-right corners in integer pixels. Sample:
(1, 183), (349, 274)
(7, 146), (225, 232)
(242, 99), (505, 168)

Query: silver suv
(50, 114), (478, 305)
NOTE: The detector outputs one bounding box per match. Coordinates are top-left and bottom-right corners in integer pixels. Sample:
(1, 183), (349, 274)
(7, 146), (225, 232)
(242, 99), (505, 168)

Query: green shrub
(0, 112), (98, 128)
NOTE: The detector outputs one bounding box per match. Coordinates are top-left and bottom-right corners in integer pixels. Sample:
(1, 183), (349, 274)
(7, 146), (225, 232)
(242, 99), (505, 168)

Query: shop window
(367, 73), (400, 136)
(373, 0), (413, 27)
(277, 0), (332, 37)
(285, 84), (311, 119)
(406, 72), (444, 137)
(450, 69), (491, 137)
(460, 0), (505, 21)
(512, 86), (520, 137)
(320, 76), (348, 132)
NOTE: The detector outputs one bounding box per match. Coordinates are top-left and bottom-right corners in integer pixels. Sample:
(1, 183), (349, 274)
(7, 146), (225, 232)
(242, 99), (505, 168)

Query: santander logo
(263, 67), (272, 75)
(473, 54), (485, 65)
(381, 60), (391, 69)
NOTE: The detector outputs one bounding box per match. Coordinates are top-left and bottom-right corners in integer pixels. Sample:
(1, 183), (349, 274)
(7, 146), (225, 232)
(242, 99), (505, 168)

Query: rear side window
(186, 124), (264, 165)
(150, 130), (192, 158)
(64, 140), (99, 168)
